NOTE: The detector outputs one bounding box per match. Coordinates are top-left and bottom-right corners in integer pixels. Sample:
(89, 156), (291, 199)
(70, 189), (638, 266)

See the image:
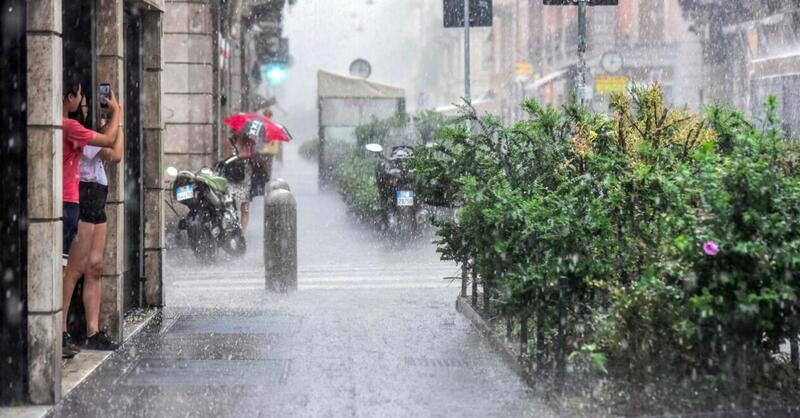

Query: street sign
(444, 0), (493, 28)
(543, 0), (617, 5)
(515, 63), (535, 77)
(595, 75), (628, 94)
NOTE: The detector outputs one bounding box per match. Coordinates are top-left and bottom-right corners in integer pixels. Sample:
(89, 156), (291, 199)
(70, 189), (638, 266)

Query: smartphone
(99, 83), (111, 108)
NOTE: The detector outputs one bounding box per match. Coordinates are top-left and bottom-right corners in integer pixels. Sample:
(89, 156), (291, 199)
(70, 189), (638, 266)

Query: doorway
(62, 0), (96, 344)
(124, 4), (144, 312)
(0, 0), (28, 405)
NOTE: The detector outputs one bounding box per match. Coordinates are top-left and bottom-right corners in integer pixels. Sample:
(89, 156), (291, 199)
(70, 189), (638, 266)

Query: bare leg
(83, 222), (107, 337)
(63, 221), (95, 330)
(241, 202), (250, 232)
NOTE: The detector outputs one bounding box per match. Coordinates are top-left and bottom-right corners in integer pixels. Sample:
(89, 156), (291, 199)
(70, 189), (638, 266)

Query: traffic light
(260, 38), (291, 85)
(262, 63), (288, 85)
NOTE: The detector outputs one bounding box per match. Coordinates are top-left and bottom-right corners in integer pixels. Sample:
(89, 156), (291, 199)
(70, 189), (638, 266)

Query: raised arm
(98, 124), (124, 163)
(89, 89), (122, 148)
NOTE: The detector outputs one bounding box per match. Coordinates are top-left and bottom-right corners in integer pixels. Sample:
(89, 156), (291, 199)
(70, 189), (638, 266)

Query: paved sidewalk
(47, 144), (555, 417)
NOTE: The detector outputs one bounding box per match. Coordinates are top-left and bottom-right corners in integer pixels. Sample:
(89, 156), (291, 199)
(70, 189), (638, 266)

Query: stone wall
(163, 0), (217, 172)
(142, 10), (166, 307)
(26, 0), (64, 405)
(95, 0), (126, 344)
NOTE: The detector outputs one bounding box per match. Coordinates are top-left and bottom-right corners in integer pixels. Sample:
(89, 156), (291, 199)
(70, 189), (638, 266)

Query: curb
(455, 296), (536, 388)
(0, 308), (160, 418)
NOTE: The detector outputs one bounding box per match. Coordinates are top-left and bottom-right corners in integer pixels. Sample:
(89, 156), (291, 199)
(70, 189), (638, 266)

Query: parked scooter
(366, 143), (429, 238)
(165, 165), (246, 261)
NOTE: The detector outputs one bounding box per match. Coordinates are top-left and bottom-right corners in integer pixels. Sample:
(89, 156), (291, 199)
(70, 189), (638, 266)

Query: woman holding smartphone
(62, 81), (123, 356)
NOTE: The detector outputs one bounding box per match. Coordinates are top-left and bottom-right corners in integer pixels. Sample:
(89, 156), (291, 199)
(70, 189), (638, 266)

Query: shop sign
(516, 63), (535, 77)
(595, 75), (628, 94)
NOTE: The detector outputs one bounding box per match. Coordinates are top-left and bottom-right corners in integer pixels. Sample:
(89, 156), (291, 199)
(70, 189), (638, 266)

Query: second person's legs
(241, 202), (250, 232)
(82, 222), (106, 337)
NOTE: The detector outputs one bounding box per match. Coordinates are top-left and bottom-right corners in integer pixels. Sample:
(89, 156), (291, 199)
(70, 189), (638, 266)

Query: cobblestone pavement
(48, 145), (555, 418)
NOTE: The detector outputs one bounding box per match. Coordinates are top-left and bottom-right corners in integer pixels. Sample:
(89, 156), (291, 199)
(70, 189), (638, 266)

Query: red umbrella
(223, 113), (291, 142)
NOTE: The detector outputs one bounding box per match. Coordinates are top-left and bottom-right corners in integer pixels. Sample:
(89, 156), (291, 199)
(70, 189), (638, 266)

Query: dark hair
(67, 107), (89, 127)
(63, 70), (82, 101)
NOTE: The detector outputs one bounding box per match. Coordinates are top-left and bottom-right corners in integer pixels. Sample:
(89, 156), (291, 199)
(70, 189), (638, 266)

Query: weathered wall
(96, 0), (126, 343)
(142, 10), (166, 307)
(26, 0), (64, 404)
(163, 0), (216, 172)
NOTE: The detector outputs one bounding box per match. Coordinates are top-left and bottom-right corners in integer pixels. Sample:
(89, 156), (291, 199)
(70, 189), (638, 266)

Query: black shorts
(63, 202), (80, 264)
(79, 182), (108, 224)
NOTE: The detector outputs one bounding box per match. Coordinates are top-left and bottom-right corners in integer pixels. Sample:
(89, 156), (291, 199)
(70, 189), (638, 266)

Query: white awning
(317, 70), (406, 99)
(435, 97), (500, 117)
(524, 69), (570, 93)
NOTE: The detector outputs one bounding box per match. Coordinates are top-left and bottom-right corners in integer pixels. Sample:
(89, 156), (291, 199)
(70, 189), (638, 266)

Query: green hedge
(333, 155), (383, 223)
(411, 87), (800, 413)
(331, 110), (446, 225)
(298, 138), (319, 161)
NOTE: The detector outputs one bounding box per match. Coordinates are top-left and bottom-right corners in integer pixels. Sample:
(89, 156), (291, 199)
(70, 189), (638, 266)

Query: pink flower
(703, 241), (720, 256)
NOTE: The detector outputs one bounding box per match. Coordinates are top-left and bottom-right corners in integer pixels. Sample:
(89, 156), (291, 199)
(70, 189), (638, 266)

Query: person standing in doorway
(61, 75), (122, 358)
(64, 97), (124, 352)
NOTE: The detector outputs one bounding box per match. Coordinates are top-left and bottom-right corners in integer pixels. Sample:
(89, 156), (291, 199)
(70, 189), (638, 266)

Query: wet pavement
(48, 145), (555, 417)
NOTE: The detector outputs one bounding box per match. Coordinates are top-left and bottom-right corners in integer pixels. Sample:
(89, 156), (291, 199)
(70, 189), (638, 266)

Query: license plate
(397, 190), (414, 207)
(176, 185), (194, 201)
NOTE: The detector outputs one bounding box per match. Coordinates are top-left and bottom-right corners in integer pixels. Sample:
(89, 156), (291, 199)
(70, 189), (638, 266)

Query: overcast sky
(273, 0), (431, 140)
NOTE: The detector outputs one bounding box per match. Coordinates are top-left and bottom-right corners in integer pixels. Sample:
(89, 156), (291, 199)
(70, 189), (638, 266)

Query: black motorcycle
(166, 164), (246, 261)
(366, 143), (429, 237)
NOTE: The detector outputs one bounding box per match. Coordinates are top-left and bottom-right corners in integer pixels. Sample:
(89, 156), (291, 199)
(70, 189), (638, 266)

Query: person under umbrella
(221, 112), (292, 223)
(220, 119), (265, 232)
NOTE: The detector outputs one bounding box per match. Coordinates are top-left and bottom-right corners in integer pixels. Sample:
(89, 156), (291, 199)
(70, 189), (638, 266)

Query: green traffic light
(264, 64), (287, 85)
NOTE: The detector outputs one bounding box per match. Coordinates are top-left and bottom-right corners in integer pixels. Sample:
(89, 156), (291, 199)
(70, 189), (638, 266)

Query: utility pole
(576, 0), (588, 105)
(543, 0), (618, 106)
(444, 1), (492, 100)
(464, 0), (471, 101)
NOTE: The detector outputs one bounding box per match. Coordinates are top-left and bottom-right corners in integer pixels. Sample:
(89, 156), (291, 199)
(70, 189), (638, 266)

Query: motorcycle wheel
(223, 231), (247, 257)
(189, 224), (218, 262)
(397, 212), (415, 240)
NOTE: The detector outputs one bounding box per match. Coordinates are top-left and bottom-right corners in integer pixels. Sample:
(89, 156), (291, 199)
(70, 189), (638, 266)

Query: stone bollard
(264, 187), (297, 292)
(268, 178), (291, 193)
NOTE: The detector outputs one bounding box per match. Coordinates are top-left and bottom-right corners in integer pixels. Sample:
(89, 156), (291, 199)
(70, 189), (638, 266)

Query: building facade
(486, 0), (704, 122)
(0, 0), (166, 405)
(679, 0), (800, 134)
(1, 0), (289, 407)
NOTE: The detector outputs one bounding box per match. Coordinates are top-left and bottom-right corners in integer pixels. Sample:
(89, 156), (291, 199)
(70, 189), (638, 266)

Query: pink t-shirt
(62, 119), (95, 203)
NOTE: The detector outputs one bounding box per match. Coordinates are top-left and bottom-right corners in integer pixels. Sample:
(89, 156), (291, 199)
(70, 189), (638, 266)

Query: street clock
(349, 58), (372, 79)
(600, 50), (624, 74)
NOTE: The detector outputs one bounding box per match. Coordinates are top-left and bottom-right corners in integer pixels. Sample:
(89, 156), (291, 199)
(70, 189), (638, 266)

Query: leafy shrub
(333, 155), (383, 222)
(298, 138), (320, 161)
(411, 87), (800, 413)
(332, 110), (446, 223)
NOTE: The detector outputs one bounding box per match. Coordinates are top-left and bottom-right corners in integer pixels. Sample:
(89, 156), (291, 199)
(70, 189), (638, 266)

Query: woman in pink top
(60, 74), (122, 358)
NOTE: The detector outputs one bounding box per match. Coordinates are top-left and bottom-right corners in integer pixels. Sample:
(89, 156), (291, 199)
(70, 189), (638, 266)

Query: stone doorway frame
(19, 0), (165, 405)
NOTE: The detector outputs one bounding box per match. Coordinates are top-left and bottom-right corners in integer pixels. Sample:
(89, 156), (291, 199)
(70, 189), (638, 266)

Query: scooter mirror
(166, 166), (179, 177)
(365, 143), (383, 154)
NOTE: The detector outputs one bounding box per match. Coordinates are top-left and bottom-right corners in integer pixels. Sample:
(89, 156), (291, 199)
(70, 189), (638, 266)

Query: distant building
(487, 0), (704, 122)
(679, 0), (800, 134)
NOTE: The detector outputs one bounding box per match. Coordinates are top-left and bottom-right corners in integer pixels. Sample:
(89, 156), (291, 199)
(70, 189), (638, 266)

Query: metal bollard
(263, 187), (297, 292)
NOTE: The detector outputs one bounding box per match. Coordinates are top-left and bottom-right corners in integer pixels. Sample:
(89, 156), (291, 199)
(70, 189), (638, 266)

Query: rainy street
(5, 0), (800, 416)
(45, 147), (554, 417)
